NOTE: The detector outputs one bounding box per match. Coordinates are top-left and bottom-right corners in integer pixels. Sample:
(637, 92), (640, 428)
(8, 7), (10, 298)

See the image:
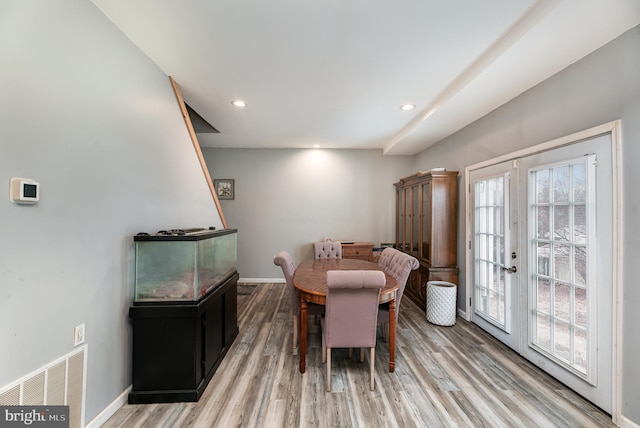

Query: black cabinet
(128, 272), (239, 404)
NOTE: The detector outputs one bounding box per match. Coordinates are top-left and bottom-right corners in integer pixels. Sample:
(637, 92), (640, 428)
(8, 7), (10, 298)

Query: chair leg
(293, 315), (299, 355)
(326, 348), (331, 392)
(322, 332), (326, 363)
(370, 347), (375, 391)
(360, 347), (365, 362)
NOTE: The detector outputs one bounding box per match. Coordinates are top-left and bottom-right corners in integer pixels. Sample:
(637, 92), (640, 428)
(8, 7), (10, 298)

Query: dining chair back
(321, 269), (385, 391)
(314, 241), (342, 259)
(273, 250), (323, 355)
(376, 248), (419, 333)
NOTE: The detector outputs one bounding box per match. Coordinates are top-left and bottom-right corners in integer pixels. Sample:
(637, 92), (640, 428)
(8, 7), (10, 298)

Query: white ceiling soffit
(92, 0), (640, 156)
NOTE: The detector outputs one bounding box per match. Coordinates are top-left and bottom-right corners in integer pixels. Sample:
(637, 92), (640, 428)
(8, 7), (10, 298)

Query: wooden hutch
(394, 171), (459, 311)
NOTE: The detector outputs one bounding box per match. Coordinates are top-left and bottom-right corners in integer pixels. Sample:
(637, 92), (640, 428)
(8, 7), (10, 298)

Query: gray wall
(414, 25), (640, 425)
(202, 148), (414, 278)
(0, 1), (223, 422)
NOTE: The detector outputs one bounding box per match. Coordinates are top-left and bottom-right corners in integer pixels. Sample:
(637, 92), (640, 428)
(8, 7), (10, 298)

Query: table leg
(299, 298), (307, 373)
(388, 299), (396, 373)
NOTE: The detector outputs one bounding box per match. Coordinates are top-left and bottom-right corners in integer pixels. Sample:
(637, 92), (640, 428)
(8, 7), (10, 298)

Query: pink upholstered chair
(321, 270), (385, 391)
(376, 248), (419, 338)
(313, 241), (342, 259)
(273, 251), (324, 355)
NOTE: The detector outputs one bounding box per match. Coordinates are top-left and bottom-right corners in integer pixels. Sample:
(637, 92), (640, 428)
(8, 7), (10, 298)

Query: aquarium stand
(128, 272), (239, 404)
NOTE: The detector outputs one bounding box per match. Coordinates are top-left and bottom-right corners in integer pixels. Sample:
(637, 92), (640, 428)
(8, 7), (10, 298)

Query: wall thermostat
(10, 177), (39, 204)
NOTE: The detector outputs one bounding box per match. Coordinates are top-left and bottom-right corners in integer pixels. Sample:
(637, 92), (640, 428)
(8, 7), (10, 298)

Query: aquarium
(134, 228), (237, 302)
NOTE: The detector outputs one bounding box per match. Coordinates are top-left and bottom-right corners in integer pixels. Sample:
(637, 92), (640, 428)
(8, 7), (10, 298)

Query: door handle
(502, 265), (517, 273)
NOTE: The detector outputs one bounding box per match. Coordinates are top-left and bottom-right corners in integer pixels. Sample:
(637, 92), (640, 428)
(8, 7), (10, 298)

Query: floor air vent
(0, 346), (86, 428)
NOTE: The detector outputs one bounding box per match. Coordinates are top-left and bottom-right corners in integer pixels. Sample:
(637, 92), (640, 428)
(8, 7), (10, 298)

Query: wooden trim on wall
(169, 76), (228, 229)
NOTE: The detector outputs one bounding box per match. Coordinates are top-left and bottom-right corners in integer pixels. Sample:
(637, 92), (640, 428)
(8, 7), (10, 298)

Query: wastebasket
(426, 281), (457, 326)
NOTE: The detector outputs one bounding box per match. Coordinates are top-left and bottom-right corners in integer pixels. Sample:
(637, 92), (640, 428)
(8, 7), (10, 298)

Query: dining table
(293, 258), (399, 374)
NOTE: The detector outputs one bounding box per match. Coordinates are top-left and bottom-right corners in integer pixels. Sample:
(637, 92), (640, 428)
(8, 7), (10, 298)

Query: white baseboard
(457, 308), (468, 321)
(620, 415), (640, 428)
(85, 385), (131, 428)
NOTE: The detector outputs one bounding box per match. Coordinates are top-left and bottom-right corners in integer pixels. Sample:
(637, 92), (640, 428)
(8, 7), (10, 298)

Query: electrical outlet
(74, 324), (85, 346)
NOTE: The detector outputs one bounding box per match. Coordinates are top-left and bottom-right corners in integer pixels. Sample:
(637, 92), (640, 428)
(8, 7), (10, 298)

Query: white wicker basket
(426, 281), (457, 326)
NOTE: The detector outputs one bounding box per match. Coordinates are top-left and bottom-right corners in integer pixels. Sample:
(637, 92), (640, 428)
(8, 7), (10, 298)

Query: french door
(469, 133), (614, 412)
(470, 160), (521, 352)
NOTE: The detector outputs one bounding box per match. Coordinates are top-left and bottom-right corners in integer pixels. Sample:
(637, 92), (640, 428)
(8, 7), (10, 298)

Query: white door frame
(463, 120), (623, 424)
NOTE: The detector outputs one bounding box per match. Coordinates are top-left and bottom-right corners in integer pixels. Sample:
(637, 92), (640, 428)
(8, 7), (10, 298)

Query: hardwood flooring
(102, 282), (614, 427)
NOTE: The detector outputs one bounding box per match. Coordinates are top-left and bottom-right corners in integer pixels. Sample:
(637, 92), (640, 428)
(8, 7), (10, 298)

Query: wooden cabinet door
(430, 176), (457, 267)
(203, 299), (224, 376)
(421, 180), (432, 264)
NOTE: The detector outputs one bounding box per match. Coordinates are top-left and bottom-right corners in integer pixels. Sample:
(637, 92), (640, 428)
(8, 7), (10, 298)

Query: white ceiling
(92, 0), (640, 156)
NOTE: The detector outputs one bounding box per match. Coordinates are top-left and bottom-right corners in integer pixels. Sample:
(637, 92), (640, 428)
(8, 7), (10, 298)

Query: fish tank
(133, 228), (237, 303)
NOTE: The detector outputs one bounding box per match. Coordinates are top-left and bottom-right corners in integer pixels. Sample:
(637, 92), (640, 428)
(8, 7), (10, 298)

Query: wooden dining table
(293, 258), (399, 374)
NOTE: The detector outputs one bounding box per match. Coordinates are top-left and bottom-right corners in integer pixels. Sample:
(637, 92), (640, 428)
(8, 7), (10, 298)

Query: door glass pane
(553, 205), (570, 242)
(404, 189), (410, 252)
(536, 169), (550, 203)
(553, 244), (571, 282)
(537, 243), (550, 276)
(555, 320), (571, 362)
(412, 185), (419, 254)
(396, 189), (401, 248)
(575, 287), (587, 329)
(537, 206), (550, 239)
(575, 246), (587, 286)
(529, 159), (592, 377)
(575, 327), (587, 372)
(536, 313), (551, 349)
(572, 163), (586, 203)
(554, 282), (571, 321)
(574, 205), (587, 244)
(421, 182), (432, 261)
(396, 189), (407, 250)
(537, 278), (551, 314)
(553, 165), (570, 203)
(474, 175), (508, 329)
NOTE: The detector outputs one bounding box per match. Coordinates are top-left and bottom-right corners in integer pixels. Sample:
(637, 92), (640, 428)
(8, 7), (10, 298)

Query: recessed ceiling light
(400, 104), (416, 111)
(231, 100), (246, 108)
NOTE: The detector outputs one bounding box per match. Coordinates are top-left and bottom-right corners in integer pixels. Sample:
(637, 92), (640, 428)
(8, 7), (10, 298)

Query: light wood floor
(102, 282), (614, 427)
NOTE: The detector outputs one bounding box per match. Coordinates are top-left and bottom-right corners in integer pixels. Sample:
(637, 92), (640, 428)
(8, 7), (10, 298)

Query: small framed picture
(214, 179), (235, 200)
